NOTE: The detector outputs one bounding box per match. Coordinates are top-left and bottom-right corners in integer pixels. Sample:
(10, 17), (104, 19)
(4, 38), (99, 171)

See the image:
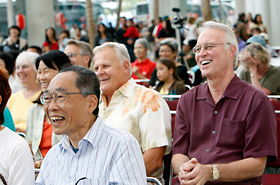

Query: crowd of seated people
(0, 13), (279, 185)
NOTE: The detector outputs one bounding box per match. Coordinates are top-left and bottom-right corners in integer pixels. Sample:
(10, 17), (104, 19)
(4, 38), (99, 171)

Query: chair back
(266, 101), (280, 167)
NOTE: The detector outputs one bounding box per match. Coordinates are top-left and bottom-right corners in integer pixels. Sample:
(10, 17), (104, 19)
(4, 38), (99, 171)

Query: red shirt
(155, 23), (163, 38)
(39, 119), (53, 158)
(43, 41), (59, 50)
(131, 58), (156, 80)
(173, 75), (277, 185)
(124, 26), (139, 39)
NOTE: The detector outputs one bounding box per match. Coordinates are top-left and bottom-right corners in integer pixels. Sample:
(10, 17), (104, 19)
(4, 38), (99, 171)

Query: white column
(25, 0), (55, 45)
(245, 0), (255, 15)
(234, 0), (246, 21)
(7, 0), (14, 27)
(254, 0), (270, 34)
(269, 0), (280, 46)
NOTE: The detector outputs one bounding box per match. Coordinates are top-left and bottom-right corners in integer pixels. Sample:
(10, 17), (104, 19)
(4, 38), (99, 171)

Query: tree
(116, 0), (123, 29)
(85, 0), (96, 48)
(154, 0), (159, 21)
(201, 0), (212, 21)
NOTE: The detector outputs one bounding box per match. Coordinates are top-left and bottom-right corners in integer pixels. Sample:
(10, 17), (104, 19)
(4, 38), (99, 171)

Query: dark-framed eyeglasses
(193, 43), (231, 54)
(40, 91), (92, 105)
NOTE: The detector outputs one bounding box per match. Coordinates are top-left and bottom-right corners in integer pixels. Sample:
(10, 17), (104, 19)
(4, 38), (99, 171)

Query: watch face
(213, 171), (219, 179)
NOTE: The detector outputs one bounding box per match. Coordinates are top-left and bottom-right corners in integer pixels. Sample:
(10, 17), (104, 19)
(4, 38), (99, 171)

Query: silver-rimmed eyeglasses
(193, 43), (231, 54)
(40, 91), (92, 105)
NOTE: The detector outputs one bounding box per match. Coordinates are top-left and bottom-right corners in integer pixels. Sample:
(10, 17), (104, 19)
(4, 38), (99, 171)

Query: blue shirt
(35, 117), (147, 185)
(3, 107), (15, 131)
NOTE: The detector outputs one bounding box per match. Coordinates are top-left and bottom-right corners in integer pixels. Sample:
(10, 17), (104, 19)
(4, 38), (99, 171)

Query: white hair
(197, 21), (239, 68)
(15, 51), (39, 85)
(93, 42), (132, 76)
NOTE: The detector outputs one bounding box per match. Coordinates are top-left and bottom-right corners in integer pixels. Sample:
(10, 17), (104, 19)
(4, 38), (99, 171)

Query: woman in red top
(132, 38), (156, 86)
(42, 27), (59, 53)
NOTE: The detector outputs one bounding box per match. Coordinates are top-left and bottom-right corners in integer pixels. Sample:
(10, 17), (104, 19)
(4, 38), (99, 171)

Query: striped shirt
(35, 117), (147, 185)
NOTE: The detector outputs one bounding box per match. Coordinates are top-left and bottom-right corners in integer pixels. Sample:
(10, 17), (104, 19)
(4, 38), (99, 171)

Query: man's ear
(0, 95), (2, 105)
(84, 55), (90, 68)
(123, 60), (131, 75)
(87, 95), (98, 114)
(229, 45), (236, 58)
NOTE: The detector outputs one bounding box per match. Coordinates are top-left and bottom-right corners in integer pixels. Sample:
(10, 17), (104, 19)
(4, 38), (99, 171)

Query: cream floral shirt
(99, 78), (172, 183)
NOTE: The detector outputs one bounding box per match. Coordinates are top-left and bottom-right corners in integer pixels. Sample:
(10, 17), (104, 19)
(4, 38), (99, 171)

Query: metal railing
(164, 95), (280, 114)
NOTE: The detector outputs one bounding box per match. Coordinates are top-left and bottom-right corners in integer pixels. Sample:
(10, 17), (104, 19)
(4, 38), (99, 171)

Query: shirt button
(214, 110), (218, 114)
(206, 149), (210, 152)
(212, 131), (216, 134)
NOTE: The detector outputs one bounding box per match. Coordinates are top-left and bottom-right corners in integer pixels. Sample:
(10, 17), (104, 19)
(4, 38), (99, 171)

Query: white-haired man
(93, 42), (172, 184)
(172, 21), (277, 185)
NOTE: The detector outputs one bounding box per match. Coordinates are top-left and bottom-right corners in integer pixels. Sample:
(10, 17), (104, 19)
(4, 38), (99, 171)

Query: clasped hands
(178, 158), (212, 185)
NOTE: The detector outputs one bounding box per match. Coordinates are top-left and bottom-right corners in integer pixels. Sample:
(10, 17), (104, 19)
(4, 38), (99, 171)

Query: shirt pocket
(217, 117), (246, 148)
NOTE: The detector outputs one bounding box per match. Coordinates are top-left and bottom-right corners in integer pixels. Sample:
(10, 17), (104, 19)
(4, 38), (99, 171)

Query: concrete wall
(26, 0), (55, 46)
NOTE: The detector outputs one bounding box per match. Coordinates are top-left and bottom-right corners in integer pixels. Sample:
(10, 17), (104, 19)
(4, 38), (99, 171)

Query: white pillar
(25, 0), (55, 45)
(254, 0), (270, 34)
(245, 0), (255, 15)
(269, 0), (280, 46)
(234, 0), (246, 21)
(7, 0), (14, 27)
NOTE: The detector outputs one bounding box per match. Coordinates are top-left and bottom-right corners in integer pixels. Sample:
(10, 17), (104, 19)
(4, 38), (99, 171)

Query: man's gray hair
(93, 42), (132, 76)
(67, 39), (93, 68)
(135, 38), (149, 50)
(197, 21), (239, 68)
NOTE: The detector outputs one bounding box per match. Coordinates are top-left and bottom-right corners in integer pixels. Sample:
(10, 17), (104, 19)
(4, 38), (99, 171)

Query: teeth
(100, 78), (109, 82)
(51, 116), (64, 122)
(202, 61), (211, 65)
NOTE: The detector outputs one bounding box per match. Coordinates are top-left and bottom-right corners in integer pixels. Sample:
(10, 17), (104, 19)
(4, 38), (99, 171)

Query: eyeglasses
(67, 53), (87, 58)
(67, 52), (77, 58)
(193, 43), (231, 54)
(40, 91), (92, 105)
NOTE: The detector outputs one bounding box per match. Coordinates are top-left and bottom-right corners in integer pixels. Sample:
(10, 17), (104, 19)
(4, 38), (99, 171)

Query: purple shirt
(172, 75), (277, 185)
(238, 37), (246, 51)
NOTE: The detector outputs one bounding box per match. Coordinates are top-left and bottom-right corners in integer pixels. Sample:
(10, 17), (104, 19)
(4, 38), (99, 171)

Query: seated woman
(155, 58), (186, 96)
(239, 42), (280, 95)
(94, 23), (113, 47)
(0, 68), (34, 185)
(26, 50), (71, 169)
(132, 38), (156, 85)
(7, 51), (41, 133)
(42, 27), (59, 53)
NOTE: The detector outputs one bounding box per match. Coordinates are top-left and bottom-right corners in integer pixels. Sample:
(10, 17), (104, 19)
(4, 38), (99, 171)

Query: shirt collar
(196, 75), (240, 100)
(100, 78), (136, 104)
(59, 116), (105, 151)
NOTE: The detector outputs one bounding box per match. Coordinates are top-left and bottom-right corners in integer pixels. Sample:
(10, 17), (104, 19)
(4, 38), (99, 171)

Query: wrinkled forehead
(197, 28), (225, 44)
(48, 71), (77, 92)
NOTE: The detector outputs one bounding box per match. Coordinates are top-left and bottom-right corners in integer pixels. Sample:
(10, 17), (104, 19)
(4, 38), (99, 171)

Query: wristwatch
(211, 164), (220, 180)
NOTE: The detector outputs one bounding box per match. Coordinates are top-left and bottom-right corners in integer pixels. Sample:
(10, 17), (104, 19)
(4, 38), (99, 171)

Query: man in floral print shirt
(93, 42), (172, 184)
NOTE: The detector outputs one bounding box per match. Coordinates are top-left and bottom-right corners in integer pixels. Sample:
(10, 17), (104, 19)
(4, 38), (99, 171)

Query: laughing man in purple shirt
(172, 21), (277, 185)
